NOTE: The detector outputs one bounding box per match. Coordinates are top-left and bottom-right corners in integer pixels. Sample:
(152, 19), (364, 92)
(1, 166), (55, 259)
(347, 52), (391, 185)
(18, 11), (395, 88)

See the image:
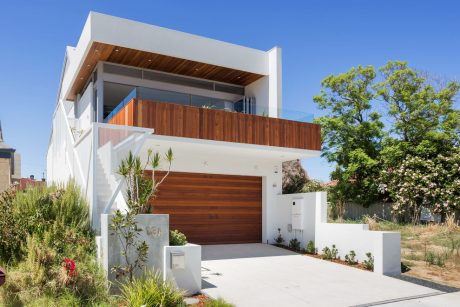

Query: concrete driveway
(201, 244), (454, 307)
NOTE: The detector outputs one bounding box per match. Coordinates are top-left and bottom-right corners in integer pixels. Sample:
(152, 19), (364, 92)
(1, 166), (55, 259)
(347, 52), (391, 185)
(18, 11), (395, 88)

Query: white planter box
(163, 244), (201, 295)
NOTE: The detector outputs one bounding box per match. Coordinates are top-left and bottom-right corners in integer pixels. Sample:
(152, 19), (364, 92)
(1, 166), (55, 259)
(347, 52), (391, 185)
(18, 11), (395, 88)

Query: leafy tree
(375, 61), (460, 220)
(375, 61), (460, 165)
(314, 66), (384, 208)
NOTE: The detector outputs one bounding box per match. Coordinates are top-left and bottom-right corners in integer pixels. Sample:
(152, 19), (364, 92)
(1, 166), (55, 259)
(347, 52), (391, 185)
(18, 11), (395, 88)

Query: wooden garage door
(148, 171), (262, 245)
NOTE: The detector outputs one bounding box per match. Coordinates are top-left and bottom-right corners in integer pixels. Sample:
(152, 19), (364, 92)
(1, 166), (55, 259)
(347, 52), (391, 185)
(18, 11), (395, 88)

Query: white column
(268, 47), (282, 117)
(95, 62), (104, 123)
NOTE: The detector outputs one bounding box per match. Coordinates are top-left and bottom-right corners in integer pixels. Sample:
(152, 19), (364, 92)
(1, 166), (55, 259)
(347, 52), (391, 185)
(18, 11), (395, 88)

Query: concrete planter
(163, 244), (202, 295)
(98, 213), (169, 283)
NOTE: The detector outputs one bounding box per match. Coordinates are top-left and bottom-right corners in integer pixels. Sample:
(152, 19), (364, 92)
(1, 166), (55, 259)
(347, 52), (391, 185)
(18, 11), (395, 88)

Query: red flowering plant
(62, 257), (78, 278)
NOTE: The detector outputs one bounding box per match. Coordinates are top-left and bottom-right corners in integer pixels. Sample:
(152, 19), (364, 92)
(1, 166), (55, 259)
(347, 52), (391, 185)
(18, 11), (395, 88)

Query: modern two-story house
(47, 12), (321, 245)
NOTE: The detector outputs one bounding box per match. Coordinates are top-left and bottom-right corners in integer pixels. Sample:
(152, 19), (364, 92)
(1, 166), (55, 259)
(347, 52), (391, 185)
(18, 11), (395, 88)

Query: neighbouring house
(16, 175), (46, 191)
(47, 12), (400, 276)
(0, 121), (21, 192)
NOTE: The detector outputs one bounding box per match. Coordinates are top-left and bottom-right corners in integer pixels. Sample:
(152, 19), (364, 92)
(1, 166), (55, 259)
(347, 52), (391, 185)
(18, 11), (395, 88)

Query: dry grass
(370, 218), (460, 288)
(332, 215), (460, 288)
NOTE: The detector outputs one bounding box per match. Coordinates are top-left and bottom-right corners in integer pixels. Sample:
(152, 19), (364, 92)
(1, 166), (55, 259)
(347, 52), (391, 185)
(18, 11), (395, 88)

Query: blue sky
(0, 0), (458, 181)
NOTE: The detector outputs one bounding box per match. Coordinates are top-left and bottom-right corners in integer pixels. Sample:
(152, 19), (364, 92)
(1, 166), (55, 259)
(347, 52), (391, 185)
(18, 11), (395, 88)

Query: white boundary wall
(275, 192), (401, 275)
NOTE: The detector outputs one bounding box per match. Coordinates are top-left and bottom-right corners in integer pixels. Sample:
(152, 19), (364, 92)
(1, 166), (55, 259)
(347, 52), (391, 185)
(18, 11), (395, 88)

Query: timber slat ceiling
(68, 42), (264, 100)
(149, 171), (262, 245)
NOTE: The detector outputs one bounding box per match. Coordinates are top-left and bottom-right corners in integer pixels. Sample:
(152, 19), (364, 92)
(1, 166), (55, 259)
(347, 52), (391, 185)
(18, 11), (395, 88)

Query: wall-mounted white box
(163, 244), (201, 295)
(171, 251), (185, 270)
(292, 199), (304, 229)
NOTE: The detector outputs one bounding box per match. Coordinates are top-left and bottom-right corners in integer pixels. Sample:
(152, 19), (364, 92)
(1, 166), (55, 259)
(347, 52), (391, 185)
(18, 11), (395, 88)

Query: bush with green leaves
(322, 245), (339, 260)
(0, 182), (93, 264)
(0, 188), (27, 262)
(303, 179), (328, 193)
(305, 241), (316, 254)
(170, 230), (187, 246)
(274, 228), (284, 245)
(0, 183), (110, 306)
(424, 250), (446, 267)
(120, 271), (185, 307)
(283, 174), (308, 194)
(344, 250), (357, 265)
(363, 252), (374, 270)
(205, 297), (236, 307)
(380, 148), (460, 222)
(321, 247), (331, 260)
(289, 238), (301, 251)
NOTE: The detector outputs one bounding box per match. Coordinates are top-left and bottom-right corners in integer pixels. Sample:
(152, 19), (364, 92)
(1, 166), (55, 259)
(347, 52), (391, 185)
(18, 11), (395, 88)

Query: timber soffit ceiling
(67, 42), (265, 101)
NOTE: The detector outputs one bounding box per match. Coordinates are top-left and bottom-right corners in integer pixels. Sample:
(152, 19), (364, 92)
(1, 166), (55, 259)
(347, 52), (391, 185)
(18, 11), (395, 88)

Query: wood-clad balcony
(107, 99), (321, 151)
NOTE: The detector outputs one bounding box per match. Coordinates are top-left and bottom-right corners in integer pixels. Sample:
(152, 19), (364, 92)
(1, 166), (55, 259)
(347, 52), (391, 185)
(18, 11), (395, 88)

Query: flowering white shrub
(380, 148), (460, 222)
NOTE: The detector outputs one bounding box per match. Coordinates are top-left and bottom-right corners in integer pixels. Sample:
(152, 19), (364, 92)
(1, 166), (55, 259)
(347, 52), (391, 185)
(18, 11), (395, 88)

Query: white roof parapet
(61, 12), (272, 101)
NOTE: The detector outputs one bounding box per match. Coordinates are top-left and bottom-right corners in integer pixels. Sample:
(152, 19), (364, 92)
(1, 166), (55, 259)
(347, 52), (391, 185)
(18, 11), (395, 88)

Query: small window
(104, 63), (142, 79)
(214, 83), (245, 95)
(143, 70), (214, 90)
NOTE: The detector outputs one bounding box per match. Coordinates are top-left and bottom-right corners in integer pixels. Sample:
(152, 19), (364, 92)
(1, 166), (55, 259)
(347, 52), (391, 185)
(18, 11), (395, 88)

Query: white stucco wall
(163, 244), (201, 295)
(75, 82), (94, 130)
(276, 192), (401, 275)
(313, 192), (401, 274)
(272, 193), (317, 248)
(268, 47), (282, 116)
(60, 12), (272, 103)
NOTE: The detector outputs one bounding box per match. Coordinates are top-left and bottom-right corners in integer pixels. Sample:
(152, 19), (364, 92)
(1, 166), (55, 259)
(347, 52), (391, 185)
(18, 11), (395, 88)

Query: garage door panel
(170, 215), (263, 224)
(148, 171), (262, 244)
(152, 194), (261, 202)
(156, 180), (262, 189)
(155, 201), (261, 210)
(158, 208), (262, 214)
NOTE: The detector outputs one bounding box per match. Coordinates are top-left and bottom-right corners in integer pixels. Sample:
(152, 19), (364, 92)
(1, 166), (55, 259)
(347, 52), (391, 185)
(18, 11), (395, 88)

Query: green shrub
(364, 252), (374, 270)
(345, 250), (357, 265)
(0, 188), (27, 262)
(305, 241), (316, 254)
(120, 271), (185, 307)
(289, 238), (300, 251)
(170, 230), (188, 246)
(0, 182), (109, 306)
(331, 245), (339, 259)
(425, 251), (435, 265)
(205, 297), (236, 307)
(321, 246), (331, 260)
(322, 245), (339, 260)
(435, 254), (446, 267)
(302, 179), (328, 193)
(14, 182), (92, 240)
(0, 233), (109, 306)
(283, 174), (307, 194)
(425, 250), (446, 267)
(0, 182), (94, 265)
(274, 228), (284, 245)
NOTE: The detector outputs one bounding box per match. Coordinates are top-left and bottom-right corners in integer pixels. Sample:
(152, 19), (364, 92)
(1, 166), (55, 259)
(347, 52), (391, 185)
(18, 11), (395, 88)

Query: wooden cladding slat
(147, 171), (262, 245)
(108, 99), (321, 151)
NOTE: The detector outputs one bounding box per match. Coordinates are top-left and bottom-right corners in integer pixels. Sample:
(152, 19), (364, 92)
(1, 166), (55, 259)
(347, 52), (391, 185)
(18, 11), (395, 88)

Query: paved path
(201, 244), (454, 307)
